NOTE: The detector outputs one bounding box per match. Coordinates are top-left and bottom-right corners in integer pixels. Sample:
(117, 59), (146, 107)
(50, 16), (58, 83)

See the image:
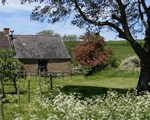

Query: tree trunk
(0, 79), (5, 98)
(136, 60), (150, 96)
(13, 78), (17, 94)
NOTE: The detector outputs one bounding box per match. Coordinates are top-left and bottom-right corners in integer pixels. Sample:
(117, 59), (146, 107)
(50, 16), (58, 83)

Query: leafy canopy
(0, 48), (24, 81)
(36, 29), (61, 37)
(62, 34), (78, 42)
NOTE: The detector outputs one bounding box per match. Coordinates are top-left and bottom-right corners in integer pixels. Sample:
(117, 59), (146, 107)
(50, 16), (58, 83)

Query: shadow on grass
(3, 83), (13, 85)
(6, 91), (27, 95)
(3, 99), (18, 104)
(60, 85), (135, 99)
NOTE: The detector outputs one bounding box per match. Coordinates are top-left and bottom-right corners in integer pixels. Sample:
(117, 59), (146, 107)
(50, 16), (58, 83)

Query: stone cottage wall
(19, 59), (71, 75)
(24, 64), (38, 73)
(47, 60), (71, 72)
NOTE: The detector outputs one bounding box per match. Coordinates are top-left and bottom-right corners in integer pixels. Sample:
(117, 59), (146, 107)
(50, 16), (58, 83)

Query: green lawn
(107, 45), (136, 63)
(105, 39), (144, 63)
(2, 70), (140, 119)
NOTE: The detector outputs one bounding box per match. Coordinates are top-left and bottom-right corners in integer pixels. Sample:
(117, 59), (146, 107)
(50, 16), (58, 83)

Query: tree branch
(74, 0), (126, 39)
(115, 0), (149, 61)
(138, 0), (147, 29)
(112, 14), (121, 22)
(141, 0), (148, 14)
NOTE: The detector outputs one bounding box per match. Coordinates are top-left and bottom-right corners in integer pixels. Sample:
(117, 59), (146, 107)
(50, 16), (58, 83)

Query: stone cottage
(0, 28), (71, 74)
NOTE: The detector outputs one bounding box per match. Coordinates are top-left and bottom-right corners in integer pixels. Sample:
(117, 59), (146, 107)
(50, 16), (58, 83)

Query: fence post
(50, 73), (53, 91)
(62, 73), (64, 81)
(0, 85), (4, 120)
(44, 69), (46, 84)
(24, 70), (26, 80)
(35, 70), (37, 82)
(39, 69), (42, 100)
(47, 73), (50, 93)
(70, 72), (72, 81)
(17, 85), (20, 113)
(27, 79), (30, 103)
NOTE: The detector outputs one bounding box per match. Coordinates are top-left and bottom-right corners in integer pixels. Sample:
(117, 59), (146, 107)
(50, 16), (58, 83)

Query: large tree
(2, 0), (150, 95)
(36, 29), (61, 37)
(62, 34), (78, 42)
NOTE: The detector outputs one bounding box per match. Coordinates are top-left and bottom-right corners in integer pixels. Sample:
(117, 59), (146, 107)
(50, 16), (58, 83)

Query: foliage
(71, 54), (119, 77)
(79, 32), (103, 42)
(71, 63), (92, 75)
(0, 48), (24, 80)
(36, 29), (61, 37)
(117, 55), (140, 72)
(62, 34), (78, 42)
(105, 55), (119, 68)
(63, 35), (79, 59)
(73, 34), (113, 68)
(90, 55), (119, 75)
(0, 48), (24, 97)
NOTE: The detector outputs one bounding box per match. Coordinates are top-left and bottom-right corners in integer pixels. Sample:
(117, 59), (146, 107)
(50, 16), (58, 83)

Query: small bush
(103, 55), (119, 69)
(84, 55), (119, 76)
(71, 63), (92, 75)
(71, 64), (83, 75)
(117, 55), (140, 72)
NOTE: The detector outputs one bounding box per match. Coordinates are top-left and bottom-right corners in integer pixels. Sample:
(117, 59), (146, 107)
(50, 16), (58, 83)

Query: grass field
(3, 67), (141, 119)
(2, 39), (148, 119)
(105, 39), (144, 63)
(3, 73), (139, 119)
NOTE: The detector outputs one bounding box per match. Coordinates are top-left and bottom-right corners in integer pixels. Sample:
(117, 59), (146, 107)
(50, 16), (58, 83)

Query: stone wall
(24, 64), (38, 73)
(47, 61), (71, 72)
(20, 59), (71, 74)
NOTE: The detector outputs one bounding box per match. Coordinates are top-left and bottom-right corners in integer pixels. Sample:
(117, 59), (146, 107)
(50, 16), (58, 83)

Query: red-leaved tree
(73, 34), (113, 68)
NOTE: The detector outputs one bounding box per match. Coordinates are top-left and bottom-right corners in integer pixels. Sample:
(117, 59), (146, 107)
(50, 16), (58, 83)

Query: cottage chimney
(3, 28), (9, 35)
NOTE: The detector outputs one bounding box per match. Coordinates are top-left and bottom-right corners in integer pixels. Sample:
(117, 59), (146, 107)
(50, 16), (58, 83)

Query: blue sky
(0, 0), (147, 41)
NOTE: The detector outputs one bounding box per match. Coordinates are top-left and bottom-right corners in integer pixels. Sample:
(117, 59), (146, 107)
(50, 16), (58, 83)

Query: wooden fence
(0, 69), (87, 119)
(19, 69), (71, 78)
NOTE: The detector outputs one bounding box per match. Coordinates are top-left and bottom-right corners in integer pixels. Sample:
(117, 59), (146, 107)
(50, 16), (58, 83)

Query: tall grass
(92, 67), (140, 78)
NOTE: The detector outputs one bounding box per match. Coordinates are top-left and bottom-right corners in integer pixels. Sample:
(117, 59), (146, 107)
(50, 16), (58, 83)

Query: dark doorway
(38, 60), (48, 72)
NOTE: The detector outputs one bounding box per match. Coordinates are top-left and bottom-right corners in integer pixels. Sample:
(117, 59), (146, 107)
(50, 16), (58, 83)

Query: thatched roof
(12, 35), (71, 59)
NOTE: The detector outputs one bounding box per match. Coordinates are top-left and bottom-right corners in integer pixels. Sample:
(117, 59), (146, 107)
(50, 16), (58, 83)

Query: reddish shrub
(73, 35), (113, 67)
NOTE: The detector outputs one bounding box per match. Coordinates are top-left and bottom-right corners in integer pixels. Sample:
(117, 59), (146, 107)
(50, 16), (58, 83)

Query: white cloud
(0, 0), (45, 13)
